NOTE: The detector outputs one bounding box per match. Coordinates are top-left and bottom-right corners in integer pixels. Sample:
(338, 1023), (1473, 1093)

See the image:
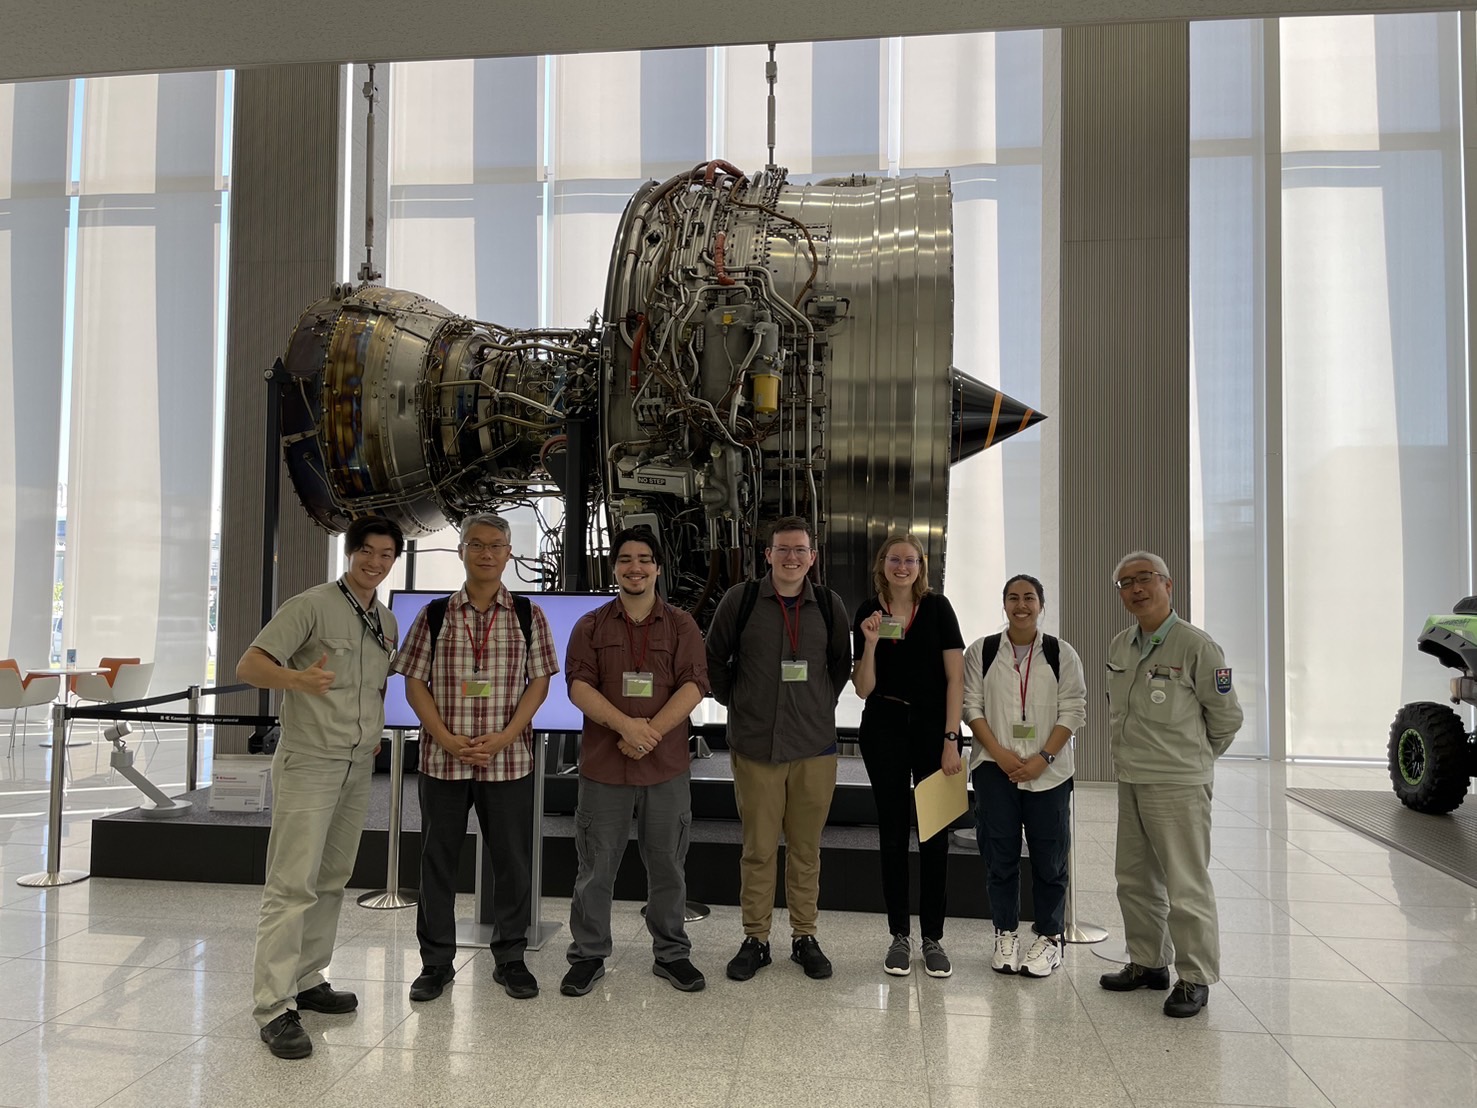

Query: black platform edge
(1286, 788), (1477, 889)
(91, 789), (1024, 920)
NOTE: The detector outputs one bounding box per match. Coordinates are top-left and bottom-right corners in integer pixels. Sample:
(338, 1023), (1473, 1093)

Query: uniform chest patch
(1215, 667), (1233, 694)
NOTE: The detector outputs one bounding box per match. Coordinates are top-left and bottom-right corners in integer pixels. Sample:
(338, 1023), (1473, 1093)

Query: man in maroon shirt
(559, 527), (710, 996)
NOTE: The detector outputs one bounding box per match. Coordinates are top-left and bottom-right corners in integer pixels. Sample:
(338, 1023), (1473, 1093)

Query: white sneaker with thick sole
(991, 928), (1020, 974)
(1018, 933), (1063, 978)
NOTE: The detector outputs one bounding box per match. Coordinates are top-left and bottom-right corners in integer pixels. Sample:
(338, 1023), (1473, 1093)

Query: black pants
(417, 772), (533, 967)
(858, 697), (949, 940)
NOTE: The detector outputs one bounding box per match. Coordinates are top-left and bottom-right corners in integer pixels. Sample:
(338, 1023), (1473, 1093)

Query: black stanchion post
(186, 684), (201, 794)
(357, 728), (416, 909)
(17, 704), (88, 888)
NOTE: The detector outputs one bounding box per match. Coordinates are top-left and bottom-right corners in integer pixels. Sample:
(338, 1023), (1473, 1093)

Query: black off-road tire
(1388, 702), (1470, 814)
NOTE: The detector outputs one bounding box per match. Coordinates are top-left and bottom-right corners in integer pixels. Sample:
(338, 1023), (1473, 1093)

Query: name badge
(623, 671), (655, 698)
(781, 659), (809, 682)
(877, 616), (905, 640)
(462, 674), (493, 699)
(1012, 722), (1036, 741)
(1149, 677), (1168, 705)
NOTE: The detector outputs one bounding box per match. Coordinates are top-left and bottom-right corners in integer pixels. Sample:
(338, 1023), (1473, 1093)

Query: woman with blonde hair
(852, 533), (965, 977)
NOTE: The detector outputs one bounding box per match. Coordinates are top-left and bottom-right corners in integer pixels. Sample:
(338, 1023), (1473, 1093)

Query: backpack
(727, 578), (841, 681)
(980, 632), (1060, 681)
(424, 592), (534, 676)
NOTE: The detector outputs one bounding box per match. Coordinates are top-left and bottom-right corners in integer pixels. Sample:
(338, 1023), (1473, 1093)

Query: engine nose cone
(949, 370), (1046, 464)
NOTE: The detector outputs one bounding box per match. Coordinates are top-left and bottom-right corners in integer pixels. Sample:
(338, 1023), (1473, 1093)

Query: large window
(0, 73), (232, 692)
(1191, 13), (1470, 759)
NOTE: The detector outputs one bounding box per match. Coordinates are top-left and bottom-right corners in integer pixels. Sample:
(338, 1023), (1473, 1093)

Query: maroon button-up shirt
(564, 596), (710, 786)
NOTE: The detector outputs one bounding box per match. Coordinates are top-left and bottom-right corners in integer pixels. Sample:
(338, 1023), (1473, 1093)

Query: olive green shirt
(1105, 612), (1242, 784)
(250, 578), (399, 761)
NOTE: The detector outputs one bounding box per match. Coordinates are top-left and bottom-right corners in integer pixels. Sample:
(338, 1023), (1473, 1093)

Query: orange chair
(73, 660), (157, 745)
(2, 659), (61, 754)
(68, 656), (140, 697)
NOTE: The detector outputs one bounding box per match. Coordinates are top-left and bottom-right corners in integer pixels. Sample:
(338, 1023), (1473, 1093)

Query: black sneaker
(725, 937), (772, 981)
(294, 982), (357, 1014)
(409, 964), (455, 1002)
(1164, 979), (1210, 1017)
(560, 959), (606, 997)
(259, 1009), (312, 1059)
(1099, 962), (1172, 991)
(884, 933), (912, 976)
(791, 935), (833, 980)
(493, 959), (539, 999)
(653, 958), (707, 992)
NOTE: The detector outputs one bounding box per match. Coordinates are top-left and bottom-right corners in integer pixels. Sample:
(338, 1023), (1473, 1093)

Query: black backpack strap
(817, 587), (839, 667)
(727, 579), (762, 680)
(981, 633), (1002, 678)
(424, 595), (452, 668)
(1041, 633), (1061, 680)
(513, 593), (534, 680)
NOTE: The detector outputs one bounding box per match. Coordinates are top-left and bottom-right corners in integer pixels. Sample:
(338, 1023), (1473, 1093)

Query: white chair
(73, 661), (158, 746)
(2, 666), (61, 755)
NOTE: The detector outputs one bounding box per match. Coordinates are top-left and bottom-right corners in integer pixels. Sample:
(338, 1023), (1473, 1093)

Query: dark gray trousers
(417, 772), (533, 967)
(566, 771), (692, 964)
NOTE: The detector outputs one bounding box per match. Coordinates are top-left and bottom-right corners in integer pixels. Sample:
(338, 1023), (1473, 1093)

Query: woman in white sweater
(962, 574), (1087, 979)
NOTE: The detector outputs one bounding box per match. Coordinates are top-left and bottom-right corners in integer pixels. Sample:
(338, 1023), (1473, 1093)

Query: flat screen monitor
(386, 589), (611, 732)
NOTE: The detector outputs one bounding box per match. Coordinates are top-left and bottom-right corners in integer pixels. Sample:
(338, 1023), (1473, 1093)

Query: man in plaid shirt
(391, 513), (559, 1002)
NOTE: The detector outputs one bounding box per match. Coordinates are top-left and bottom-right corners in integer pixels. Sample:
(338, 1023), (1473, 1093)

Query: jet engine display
(277, 161), (1043, 619)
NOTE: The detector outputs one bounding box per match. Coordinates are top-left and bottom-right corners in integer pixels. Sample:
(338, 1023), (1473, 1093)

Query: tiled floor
(3, 722), (1477, 1106)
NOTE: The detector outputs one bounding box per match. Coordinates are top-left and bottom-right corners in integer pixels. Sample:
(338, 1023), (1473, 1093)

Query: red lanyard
(882, 599), (920, 638)
(1016, 639), (1035, 720)
(622, 610), (653, 671)
(776, 593), (804, 656)
(464, 602), (499, 672)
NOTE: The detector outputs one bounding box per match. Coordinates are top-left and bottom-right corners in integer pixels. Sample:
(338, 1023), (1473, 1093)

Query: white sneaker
(991, 928), (1020, 974)
(1019, 933), (1063, 978)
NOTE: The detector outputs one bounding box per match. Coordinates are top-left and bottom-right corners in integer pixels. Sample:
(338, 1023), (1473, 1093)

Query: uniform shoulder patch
(1214, 667), (1232, 694)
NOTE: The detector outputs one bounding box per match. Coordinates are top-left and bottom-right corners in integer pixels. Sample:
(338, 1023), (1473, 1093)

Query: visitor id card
(462, 674), (493, 698)
(781, 659), (809, 682)
(878, 615), (905, 640)
(1011, 722), (1036, 740)
(622, 671), (654, 698)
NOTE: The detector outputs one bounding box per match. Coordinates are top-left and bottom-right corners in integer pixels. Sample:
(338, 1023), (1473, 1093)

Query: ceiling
(1, 0), (1464, 82)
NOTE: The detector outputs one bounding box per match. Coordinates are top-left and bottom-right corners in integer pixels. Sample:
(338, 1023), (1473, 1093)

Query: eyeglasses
(463, 540), (511, 554)
(1115, 571), (1165, 591)
(771, 546), (812, 557)
(885, 556), (920, 569)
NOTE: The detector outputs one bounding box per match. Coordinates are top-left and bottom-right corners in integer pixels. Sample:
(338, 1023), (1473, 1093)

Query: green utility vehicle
(1388, 602), (1477, 813)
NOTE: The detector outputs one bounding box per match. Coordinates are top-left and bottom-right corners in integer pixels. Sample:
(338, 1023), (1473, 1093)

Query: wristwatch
(1037, 750), (1056, 765)
(944, 731), (962, 749)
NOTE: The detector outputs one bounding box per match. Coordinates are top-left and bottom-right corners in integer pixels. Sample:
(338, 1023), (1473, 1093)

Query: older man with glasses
(1100, 550), (1242, 1018)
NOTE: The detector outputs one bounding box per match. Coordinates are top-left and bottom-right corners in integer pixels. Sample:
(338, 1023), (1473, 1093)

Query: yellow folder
(914, 766), (969, 841)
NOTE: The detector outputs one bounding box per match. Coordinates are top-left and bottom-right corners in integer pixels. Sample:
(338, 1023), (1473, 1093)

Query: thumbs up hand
(298, 653), (336, 695)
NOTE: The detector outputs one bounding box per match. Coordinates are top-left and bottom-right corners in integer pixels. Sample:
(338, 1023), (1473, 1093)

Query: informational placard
(209, 755), (272, 812)
(385, 590), (611, 733)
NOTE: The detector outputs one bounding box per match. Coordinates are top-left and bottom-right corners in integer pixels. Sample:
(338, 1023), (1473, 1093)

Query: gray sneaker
(921, 937), (953, 978)
(884, 933), (912, 976)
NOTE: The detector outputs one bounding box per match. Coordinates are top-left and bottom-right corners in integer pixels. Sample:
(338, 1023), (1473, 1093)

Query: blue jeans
(972, 761), (1071, 935)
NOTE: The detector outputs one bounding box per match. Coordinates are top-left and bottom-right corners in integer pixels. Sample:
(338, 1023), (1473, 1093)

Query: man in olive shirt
(560, 527), (710, 996)
(1100, 550), (1243, 1018)
(705, 516), (852, 982)
(237, 516), (402, 1059)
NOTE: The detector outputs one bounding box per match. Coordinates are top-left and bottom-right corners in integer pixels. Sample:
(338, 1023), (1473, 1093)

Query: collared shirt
(391, 584), (559, 782)
(706, 576), (852, 763)
(250, 577), (398, 762)
(564, 596), (710, 787)
(1132, 610), (1180, 660)
(1105, 611), (1243, 784)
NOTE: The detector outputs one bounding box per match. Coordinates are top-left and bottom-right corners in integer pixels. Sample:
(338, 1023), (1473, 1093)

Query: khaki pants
(730, 751), (837, 940)
(1114, 780), (1220, 985)
(252, 747), (372, 1025)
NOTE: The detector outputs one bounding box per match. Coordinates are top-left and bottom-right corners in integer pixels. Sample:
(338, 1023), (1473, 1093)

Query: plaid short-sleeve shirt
(391, 585), (559, 781)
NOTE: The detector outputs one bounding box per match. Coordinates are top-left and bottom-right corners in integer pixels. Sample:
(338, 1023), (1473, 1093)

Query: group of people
(237, 513), (1243, 1060)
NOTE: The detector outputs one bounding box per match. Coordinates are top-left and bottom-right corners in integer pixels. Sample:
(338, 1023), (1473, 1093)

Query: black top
(851, 592), (965, 708)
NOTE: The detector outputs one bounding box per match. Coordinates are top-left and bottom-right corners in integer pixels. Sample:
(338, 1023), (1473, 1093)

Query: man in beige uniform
(1100, 550), (1242, 1018)
(238, 516), (402, 1059)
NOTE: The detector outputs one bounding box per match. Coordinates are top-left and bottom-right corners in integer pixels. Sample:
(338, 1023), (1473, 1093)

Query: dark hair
(767, 516), (815, 545)
(610, 526), (662, 566)
(1002, 573), (1045, 607)
(345, 515), (405, 559)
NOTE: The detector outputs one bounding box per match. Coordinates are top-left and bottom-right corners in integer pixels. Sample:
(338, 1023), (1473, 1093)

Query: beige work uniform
(249, 579), (397, 1026)
(1105, 613), (1242, 985)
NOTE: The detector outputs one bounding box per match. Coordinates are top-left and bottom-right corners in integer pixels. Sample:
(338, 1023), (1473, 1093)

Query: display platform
(1287, 788), (1477, 888)
(90, 760), (1026, 920)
